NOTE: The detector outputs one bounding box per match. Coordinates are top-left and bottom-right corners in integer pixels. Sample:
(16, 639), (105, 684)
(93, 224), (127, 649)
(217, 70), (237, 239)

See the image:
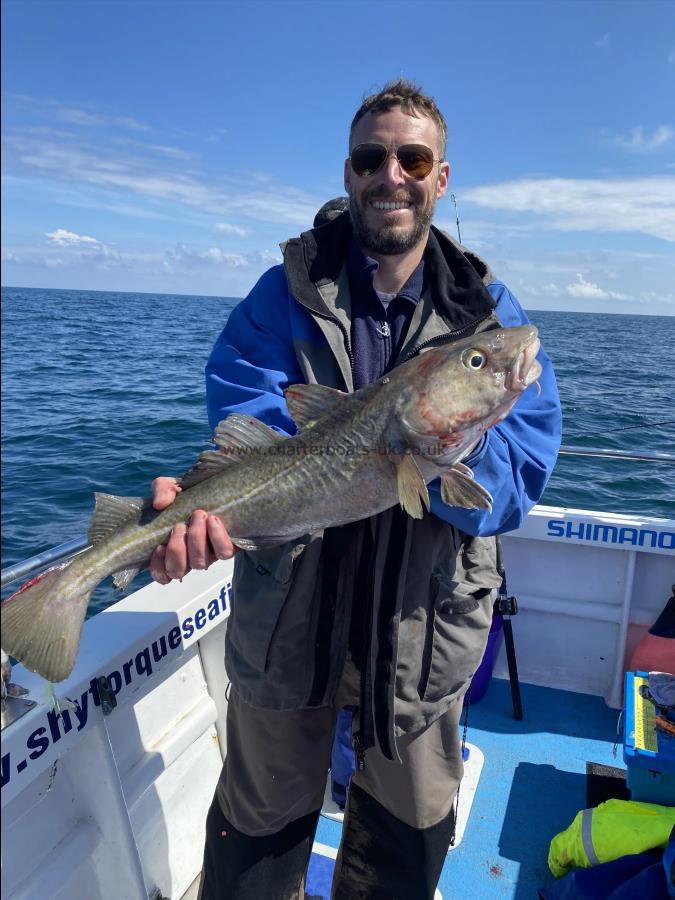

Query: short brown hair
(350, 79), (448, 159)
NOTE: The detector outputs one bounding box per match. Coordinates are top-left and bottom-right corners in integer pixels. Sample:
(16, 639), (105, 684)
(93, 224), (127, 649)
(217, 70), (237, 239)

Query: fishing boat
(1, 446), (673, 899)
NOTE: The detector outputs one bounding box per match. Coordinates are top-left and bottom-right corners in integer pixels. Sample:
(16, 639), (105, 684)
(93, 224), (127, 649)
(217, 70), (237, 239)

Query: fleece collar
(282, 211), (496, 331)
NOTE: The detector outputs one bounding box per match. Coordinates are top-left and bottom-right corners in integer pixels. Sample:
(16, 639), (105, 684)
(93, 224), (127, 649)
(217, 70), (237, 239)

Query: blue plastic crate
(623, 671), (675, 806)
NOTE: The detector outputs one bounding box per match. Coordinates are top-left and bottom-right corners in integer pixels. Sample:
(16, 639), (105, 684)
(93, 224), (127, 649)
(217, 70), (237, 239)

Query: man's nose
(380, 152), (407, 185)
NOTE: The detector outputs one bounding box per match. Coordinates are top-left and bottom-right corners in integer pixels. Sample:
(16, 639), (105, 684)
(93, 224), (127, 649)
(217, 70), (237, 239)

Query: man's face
(344, 107), (449, 256)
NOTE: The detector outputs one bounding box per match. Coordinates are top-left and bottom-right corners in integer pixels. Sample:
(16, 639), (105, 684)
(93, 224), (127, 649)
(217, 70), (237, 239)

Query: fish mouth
(505, 332), (542, 394)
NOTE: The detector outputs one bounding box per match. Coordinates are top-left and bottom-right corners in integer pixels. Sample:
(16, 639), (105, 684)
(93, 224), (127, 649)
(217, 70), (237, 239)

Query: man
(151, 80), (562, 898)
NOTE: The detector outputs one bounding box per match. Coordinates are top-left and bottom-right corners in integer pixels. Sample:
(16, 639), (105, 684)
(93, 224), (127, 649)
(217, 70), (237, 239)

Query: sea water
(2, 286), (674, 615)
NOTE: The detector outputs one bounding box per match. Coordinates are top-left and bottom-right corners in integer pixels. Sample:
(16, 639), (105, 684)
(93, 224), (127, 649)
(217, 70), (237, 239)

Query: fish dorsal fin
(89, 493), (150, 544)
(181, 415), (284, 489)
(390, 452), (430, 520)
(213, 414), (284, 454)
(284, 383), (346, 429)
(440, 464), (493, 511)
(180, 450), (234, 489)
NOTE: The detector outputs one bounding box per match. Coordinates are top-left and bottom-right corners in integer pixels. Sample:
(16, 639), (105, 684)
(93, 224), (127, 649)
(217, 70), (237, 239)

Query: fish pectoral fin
(112, 565), (141, 592)
(392, 452), (430, 520)
(89, 494), (153, 544)
(440, 467), (493, 511)
(284, 383), (347, 429)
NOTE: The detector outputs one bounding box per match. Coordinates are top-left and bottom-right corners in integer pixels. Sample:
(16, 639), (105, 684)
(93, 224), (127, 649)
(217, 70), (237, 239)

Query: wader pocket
(228, 540), (306, 673)
(421, 572), (492, 703)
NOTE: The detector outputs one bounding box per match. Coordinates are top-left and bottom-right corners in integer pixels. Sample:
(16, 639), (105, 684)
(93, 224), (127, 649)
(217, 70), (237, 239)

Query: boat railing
(1, 445), (674, 590)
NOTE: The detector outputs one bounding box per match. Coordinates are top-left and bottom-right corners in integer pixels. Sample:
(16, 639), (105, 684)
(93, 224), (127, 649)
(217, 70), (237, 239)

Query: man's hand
(149, 477), (238, 584)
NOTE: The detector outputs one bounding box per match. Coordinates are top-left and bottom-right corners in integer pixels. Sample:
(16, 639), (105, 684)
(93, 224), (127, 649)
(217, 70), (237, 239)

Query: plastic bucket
(466, 614), (504, 704)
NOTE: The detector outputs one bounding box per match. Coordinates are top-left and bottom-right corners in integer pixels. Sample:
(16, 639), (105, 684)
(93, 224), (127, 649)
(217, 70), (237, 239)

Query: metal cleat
(1, 648), (37, 729)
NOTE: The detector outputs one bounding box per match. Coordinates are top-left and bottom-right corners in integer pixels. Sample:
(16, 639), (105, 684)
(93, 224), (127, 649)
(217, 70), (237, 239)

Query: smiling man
(346, 101), (448, 269)
(151, 80), (562, 899)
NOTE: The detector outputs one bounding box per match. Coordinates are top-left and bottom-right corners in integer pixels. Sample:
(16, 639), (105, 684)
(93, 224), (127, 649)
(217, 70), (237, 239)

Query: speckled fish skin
(0, 325), (541, 683)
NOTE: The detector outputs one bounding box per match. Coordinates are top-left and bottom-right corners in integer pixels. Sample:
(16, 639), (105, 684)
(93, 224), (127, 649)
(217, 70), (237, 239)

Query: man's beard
(349, 191), (435, 255)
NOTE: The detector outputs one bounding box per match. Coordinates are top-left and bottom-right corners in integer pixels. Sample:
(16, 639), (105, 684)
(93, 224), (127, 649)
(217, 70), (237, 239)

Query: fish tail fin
(1, 559), (93, 683)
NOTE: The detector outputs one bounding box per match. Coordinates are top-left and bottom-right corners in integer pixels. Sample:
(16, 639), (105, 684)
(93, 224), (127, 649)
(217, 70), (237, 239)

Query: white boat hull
(1, 504), (673, 899)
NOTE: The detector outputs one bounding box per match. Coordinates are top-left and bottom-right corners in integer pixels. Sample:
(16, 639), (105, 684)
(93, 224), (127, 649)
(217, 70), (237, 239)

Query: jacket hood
(282, 210), (496, 327)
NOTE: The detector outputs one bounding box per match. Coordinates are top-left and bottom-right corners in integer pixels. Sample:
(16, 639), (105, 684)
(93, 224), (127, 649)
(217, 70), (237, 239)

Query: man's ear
(437, 161), (450, 199)
(344, 157), (352, 195)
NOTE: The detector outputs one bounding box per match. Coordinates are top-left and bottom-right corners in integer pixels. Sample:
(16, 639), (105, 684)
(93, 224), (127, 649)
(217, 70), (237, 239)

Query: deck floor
(311, 677), (621, 899)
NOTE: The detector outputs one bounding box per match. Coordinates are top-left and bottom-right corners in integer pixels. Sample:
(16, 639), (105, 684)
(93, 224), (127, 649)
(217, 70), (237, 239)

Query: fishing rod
(450, 193), (462, 244)
(558, 446), (675, 463)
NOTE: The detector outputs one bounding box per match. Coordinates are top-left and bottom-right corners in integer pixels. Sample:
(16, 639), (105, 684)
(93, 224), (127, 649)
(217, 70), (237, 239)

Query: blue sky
(2, 0), (674, 314)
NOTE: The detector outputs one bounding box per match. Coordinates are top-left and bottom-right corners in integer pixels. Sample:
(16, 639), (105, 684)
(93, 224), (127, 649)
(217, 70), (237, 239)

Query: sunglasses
(350, 143), (441, 179)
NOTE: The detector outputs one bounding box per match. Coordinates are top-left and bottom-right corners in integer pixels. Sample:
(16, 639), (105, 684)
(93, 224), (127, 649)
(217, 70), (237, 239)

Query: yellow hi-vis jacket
(548, 799), (675, 877)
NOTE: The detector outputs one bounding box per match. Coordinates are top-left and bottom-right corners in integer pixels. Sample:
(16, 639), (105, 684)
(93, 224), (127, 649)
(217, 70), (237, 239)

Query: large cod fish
(1, 325), (541, 683)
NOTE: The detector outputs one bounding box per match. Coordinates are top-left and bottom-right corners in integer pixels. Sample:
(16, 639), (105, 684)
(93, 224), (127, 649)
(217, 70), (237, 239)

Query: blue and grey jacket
(205, 213), (562, 760)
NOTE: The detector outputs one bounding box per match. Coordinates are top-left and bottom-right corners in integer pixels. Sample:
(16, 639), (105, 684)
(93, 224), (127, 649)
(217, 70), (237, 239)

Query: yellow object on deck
(548, 798), (675, 878)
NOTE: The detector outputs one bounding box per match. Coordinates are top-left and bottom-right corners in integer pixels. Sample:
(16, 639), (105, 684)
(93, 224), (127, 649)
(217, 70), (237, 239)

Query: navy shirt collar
(347, 240), (424, 308)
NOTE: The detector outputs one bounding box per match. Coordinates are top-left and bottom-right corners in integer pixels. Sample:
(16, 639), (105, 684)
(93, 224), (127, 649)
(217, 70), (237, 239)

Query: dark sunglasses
(350, 142), (441, 179)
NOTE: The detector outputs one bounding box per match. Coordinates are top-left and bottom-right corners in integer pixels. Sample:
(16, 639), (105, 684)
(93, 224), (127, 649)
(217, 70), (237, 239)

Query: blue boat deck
(309, 677), (622, 899)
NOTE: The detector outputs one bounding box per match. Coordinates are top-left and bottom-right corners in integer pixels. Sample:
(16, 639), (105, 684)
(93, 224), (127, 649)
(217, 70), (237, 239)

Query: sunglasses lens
(350, 144), (388, 177)
(397, 145), (435, 178)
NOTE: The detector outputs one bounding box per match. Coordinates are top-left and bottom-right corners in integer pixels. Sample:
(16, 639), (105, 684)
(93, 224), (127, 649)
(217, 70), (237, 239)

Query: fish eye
(462, 349), (487, 370)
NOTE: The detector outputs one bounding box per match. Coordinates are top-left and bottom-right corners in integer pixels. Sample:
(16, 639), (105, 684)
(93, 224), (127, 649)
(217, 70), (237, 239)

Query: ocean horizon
(3, 284), (674, 317)
(2, 285), (673, 615)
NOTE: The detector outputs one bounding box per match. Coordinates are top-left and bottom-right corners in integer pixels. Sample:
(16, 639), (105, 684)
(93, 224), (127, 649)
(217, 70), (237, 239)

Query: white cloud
(215, 222), (249, 237)
(594, 33), (610, 50)
(609, 125), (674, 153)
(6, 133), (323, 227)
(204, 128), (229, 144)
(115, 116), (151, 133)
(54, 106), (152, 132)
(58, 108), (102, 126)
(44, 228), (120, 265)
(164, 242), (281, 271)
(566, 273), (628, 300)
(4, 238), (281, 278)
(110, 136), (197, 160)
(462, 176), (675, 242)
(542, 282), (562, 297)
(45, 227), (101, 247)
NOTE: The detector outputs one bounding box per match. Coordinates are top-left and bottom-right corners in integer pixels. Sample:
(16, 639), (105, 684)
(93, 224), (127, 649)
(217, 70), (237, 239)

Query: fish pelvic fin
(112, 565), (141, 592)
(0, 560), (92, 683)
(440, 464), (493, 511)
(392, 452), (430, 520)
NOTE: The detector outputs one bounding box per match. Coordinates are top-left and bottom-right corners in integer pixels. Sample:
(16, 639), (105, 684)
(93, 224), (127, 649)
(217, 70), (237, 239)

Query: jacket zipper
(309, 309), (355, 370)
(352, 731), (366, 771)
(402, 312), (493, 362)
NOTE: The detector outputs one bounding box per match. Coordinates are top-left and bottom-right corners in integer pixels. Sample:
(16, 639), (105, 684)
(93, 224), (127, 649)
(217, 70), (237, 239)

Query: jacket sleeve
(428, 281), (562, 536)
(205, 266), (303, 434)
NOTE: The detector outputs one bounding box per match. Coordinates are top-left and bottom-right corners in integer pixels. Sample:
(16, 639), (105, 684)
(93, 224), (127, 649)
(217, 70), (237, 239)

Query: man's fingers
(207, 515), (238, 559)
(187, 510), (209, 569)
(149, 544), (171, 585)
(152, 476), (182, 511)
(164, 523), (189, 580)
(149, 511), (235, 585)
